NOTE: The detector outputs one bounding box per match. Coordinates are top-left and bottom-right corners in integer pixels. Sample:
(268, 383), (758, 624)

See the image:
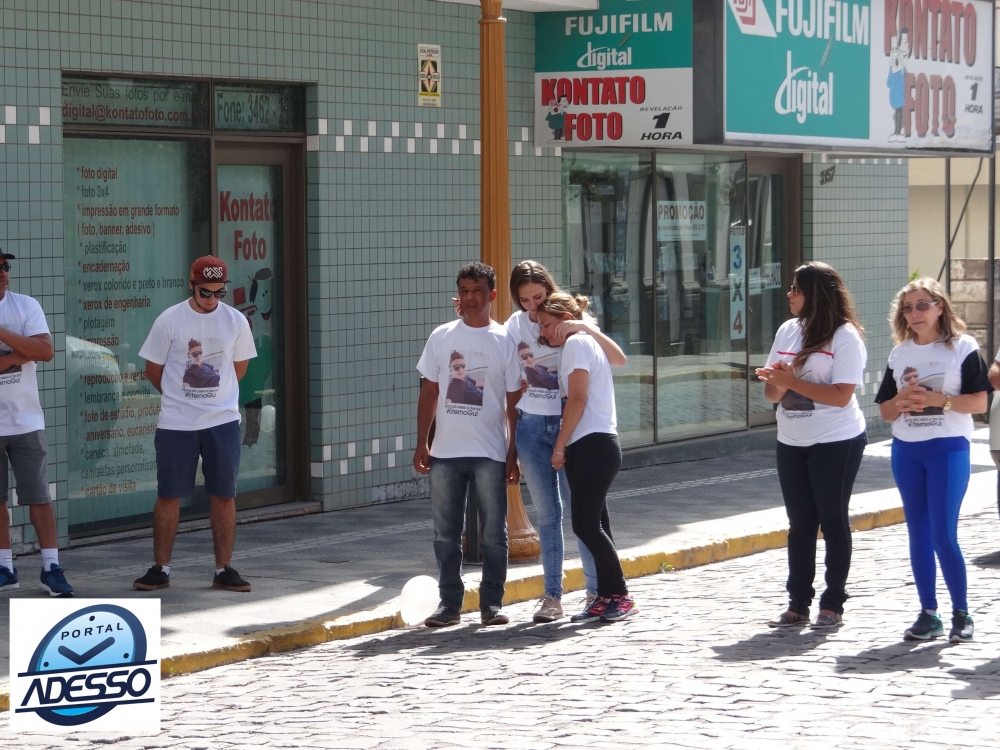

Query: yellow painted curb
(0, 503), (911, 704)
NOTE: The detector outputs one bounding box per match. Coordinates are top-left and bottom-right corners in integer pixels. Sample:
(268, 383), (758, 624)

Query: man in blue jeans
(414, 262), (522, 626)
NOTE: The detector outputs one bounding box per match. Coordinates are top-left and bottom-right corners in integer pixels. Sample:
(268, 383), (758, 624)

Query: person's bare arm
(505, 391), (521, 486)
(989, 361), (1000, 391)
(0, 331), (53, 362)
(557, 320), (627, 367)
(234, 360), (250, 381)
(413, 379), (439, 475)
(552, 369), (589, 470)
(145, 361), (165, 393)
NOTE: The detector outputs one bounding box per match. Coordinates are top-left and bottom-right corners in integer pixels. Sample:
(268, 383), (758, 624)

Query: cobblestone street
(10, 498), (1000, 749)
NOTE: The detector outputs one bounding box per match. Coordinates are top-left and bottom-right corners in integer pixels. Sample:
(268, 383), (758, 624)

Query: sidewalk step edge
(0, 504), (907, 710)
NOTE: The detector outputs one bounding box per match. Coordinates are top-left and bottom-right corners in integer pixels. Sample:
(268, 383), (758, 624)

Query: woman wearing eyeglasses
(875, 277), (990, 643)
(756, 262), (867, 630)
(506, 261), (626, 623)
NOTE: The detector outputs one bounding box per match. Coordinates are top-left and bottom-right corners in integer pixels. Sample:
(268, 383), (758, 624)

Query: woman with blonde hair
(875, 277), (991, 643)
(506, 260), (626, 623)
(537, 292), (635, 623)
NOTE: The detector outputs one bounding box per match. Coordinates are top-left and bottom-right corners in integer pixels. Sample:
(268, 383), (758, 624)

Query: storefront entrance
(63, 77), (307, 537)
(562, 150), (800, 448)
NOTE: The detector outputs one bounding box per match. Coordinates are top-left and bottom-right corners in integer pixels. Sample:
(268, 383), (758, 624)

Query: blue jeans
(516, 411), (599, 598)
(429, 456), (508, 612)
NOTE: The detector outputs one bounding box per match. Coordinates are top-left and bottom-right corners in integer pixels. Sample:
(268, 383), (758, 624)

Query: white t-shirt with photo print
(417, 319), (522, 462)
(875, 334), (991, 442)
(765, 319), (867, 447)
(558, 333), (617, 445)
(139, 300), (257, 432)
(0, 292), (49, 435)
(505, 310), (562, 416)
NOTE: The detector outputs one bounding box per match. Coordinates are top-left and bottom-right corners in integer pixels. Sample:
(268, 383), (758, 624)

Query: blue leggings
(891, 436), (971, 612)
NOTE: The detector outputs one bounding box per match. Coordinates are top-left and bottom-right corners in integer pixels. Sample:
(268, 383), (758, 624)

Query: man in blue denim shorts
(0, 249), (73, 597)
(133, 256), (257, 592)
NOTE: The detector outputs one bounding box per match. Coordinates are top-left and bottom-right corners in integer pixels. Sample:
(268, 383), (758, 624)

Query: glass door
(214, 144), (306, 509)
(746, 156), (801, 427)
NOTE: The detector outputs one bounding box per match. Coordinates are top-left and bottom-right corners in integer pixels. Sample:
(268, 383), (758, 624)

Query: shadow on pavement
(970, 550), (1000, 569)
(711, 628), (831, 662)
(949, 657), (1000, 699)
(834, 641), (952, 674)
(344, 620), (597, 657)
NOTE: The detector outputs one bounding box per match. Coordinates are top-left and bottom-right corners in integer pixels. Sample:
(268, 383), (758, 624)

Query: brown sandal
(767, 610), (809, 628)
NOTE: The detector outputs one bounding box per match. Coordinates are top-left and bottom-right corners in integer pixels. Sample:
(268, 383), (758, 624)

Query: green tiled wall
(0, 0), (563, 543)
(803, 156), (910, 434)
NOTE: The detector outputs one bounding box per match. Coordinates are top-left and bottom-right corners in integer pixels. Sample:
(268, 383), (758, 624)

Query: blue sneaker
(0, 565), (18, 591)
(39, 564), (73, 597)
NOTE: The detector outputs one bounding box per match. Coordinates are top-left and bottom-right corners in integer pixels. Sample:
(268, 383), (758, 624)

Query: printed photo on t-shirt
(0, 342), (22, 383)
(445, 349), (484, 413)
(899, 365), (945, 417)
(182, 337), (222, 399)
(780, 366), (816, 414)
(516, 340), (560, 396)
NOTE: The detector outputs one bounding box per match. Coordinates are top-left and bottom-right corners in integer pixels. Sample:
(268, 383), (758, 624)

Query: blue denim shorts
(154, 420), (241, 499)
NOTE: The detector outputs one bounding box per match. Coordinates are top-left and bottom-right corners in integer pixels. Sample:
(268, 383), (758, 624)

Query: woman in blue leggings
(875, 277), (991, 643)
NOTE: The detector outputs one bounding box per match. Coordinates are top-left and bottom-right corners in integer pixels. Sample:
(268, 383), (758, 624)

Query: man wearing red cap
(133, 256), (257, 592)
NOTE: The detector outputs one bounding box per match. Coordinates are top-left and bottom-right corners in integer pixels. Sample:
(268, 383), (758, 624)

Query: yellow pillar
(480, 0), (539, 561)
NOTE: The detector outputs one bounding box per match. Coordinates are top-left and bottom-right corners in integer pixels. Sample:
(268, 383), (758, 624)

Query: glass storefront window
(563, 152), (655, 447)
(62, 77), (210, 130)
(214, 85), (306, 132)
(64, 138), (210, 535)
(654, 155), (748, 440)
(217, 165), (287, 494)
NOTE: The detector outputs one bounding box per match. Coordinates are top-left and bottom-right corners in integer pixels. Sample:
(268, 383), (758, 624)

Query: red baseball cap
(190, 256), (228, 284)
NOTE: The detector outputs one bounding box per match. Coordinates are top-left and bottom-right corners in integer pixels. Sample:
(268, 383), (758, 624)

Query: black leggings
(565, 432), (626, 597)
(775, 432), (867, 615)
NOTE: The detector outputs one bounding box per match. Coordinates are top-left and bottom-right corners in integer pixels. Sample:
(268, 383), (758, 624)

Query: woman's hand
(521, 378), (529, 394)
(895, 385), (929, 413)
(551, 446), (566, 471)
(555, 319), (597, 339)
(757, 361), (798, 390)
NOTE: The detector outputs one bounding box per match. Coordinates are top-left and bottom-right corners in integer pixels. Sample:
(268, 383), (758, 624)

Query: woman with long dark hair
(756, 262), (868, 630)
(506, 260), (626, 623)
(537, 292), (635, 623)
(875, 278), (990, 643)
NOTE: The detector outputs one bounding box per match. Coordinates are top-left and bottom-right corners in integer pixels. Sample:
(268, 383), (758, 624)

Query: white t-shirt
(875, 334), (991, 442)
(417, 319), (522, 462)
(505, 310), (562, 416)
(558, 333), (617, 445)
(0, 292), (48, 435)
(139, 301), (257, 432)
(765, 319), (867, 447)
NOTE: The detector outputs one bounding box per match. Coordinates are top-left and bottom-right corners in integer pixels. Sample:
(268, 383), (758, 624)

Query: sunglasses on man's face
(196, 286), (228, 299)
(0, 263), (11, 273)
(902, 374), (919, 383)
(519, 353), (533, 361)
(191, 351), (203, 358)
(451, 363), (466, 372)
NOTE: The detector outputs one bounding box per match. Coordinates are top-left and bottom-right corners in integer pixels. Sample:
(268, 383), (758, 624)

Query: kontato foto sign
(725, 0), (994, 152)
(11, 600), (160, 732)
(534, 0), (693, 148)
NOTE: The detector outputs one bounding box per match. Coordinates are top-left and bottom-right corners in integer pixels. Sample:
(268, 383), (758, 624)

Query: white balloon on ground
(399, 575), (440, 627)
(260, 404), (276, 433)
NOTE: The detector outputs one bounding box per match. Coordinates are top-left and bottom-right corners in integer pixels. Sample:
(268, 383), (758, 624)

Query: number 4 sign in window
(729, 226), (746, 341)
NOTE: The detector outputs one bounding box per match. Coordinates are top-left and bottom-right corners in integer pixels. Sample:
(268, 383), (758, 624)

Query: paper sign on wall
(656, 201), (707, 241)
(418, 44), (441, 108)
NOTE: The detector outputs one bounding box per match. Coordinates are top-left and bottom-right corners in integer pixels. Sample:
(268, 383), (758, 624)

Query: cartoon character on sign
(546, 95), (570, 141)
(887, 27), (910, 143)
(238, 267), (275, 447)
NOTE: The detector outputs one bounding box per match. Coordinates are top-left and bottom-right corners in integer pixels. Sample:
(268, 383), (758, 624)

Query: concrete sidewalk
(0, 430), (996, 689)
